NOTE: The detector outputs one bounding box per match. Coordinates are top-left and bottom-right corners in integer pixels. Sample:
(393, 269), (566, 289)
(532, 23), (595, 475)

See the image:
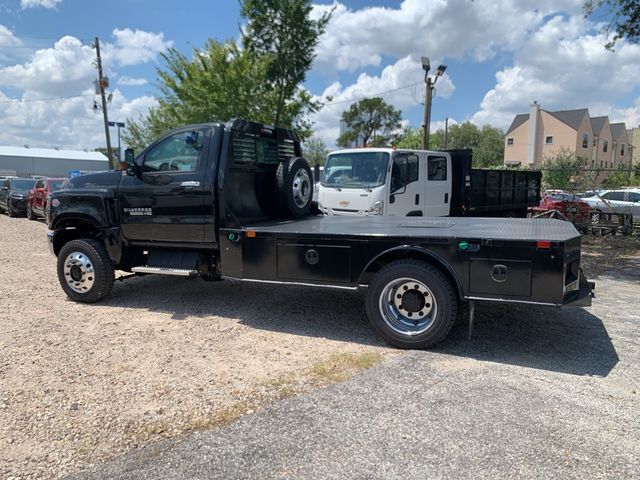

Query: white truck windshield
(322, 152), (389, 189)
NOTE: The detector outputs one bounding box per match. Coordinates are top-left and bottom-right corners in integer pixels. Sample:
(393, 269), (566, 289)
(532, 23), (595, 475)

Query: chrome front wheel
(63, 251), (95, 293)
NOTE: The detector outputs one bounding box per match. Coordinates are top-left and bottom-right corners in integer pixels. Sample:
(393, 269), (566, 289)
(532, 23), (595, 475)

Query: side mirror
(124, 148), (138, 176)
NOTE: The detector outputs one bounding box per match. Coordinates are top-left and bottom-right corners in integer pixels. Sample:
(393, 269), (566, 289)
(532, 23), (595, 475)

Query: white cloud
(118, 76), (148, 86)
(0, 28), (169, 150)
(471, 15), (640, 129)
(0, 25), (21, 47)
(0, 89), (157, 150)
(20, 0), (61, 9)
(312, 0), (584, 72)
(310, 55), (455, 146)
(104, 28), (173, 66)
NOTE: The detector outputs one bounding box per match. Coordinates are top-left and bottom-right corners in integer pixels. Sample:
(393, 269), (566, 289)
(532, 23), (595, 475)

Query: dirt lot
(1, 215), (638, 479)
(0, 215), (398, 479)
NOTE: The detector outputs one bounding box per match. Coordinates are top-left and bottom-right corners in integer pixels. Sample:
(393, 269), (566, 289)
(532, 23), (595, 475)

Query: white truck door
(386, 152), (423, 216)
(423, 154), (452, 217)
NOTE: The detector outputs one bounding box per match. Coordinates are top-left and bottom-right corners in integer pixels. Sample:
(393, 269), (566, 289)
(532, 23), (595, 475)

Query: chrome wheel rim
(379, 277), (437, 336)
(63, 252), (95, 293)
(292, 168), (311, 208)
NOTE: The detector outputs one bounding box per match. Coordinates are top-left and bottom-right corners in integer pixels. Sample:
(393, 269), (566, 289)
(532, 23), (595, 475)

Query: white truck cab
(317, 148), (452, 217)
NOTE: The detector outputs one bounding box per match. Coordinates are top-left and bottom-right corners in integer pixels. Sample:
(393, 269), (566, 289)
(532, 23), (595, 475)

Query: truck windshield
(322, 152), (389, 189)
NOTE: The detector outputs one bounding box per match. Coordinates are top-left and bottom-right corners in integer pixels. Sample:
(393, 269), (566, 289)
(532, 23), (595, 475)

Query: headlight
(10, 193), (24, 199)
(365, 200), (384, 215)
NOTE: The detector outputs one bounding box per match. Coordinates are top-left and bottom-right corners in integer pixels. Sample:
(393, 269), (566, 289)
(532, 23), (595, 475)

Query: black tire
(365, 259), (458, 349)
(57, 239), (115, 303)
(7, 200), (16, 217)
(276, 157), (313, 218)
(27, 203), (36, 220)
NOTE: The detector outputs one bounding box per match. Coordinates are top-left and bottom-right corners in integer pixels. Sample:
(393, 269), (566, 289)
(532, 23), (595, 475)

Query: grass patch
(310, 351), (383, 383)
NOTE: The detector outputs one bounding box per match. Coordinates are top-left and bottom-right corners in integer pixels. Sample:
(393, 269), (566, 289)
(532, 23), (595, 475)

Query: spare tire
(276, 157), (313, 218)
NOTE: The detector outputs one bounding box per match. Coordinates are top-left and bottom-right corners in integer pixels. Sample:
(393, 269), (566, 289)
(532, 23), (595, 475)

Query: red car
(531, 190), (592, 223)
(27, 177), (66, 220)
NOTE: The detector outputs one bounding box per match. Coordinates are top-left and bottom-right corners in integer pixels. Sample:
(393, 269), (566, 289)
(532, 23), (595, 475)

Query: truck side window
(391, 154), (418, 193)
(142, 130), (205, 173)
(428, 156), (447, 181)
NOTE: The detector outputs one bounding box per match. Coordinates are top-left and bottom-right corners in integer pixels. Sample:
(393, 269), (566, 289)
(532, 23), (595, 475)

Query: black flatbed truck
(47, 119), (594, 349)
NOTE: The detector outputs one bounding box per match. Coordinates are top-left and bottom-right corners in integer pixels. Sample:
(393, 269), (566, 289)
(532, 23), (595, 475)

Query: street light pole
(421, 57), (447, 150)
(108, 121), (125, 163)
(421, 57), (431, 150)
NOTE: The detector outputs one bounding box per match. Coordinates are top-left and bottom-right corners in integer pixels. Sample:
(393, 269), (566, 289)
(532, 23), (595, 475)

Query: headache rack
(227, 119), (301, 166)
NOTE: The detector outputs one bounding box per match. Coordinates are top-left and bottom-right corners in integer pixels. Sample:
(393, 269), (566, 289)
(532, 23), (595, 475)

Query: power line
(0, 93), (93, 105)
(324, 82), (421, 106)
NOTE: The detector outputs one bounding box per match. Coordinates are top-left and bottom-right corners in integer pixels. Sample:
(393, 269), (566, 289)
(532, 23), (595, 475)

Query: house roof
(610, 123), (627, 140)
(0, 146), (108, 162)
(549, 109), (589, 131)
(590, 116), (608, 136)
(505, 108), (590, 135)
(506, 114), (529, 135)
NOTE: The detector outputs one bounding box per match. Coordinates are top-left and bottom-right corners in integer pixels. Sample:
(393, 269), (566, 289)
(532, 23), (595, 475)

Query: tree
(337, 97), (402, 148)
(541, 148), (602, 191)
(124, 1), (329, 152)
(433, 122), (504, 167)
(394, 126), (444, 149)
(584, 0), (640, 50)
(241, 0), (332, 126)
(303, 136), (329, 165)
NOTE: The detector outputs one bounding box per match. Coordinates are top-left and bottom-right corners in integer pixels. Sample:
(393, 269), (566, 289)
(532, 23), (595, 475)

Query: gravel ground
(0, 215), (396, 479)
(78, 235), (640, 479)
(1, 214), (638, 479)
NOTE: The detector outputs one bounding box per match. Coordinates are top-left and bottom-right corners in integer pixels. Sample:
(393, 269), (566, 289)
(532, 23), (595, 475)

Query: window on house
(545, 136), (553, 144)
(603, 140), (609, 153)
(507, 138), (514, 146)
(600, 161), (603, 167)
(582, 133), (589, 148)
(621, 144), (625, 156)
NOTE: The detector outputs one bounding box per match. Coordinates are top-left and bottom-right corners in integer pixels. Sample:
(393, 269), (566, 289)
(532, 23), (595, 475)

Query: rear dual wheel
(366, 260), (458, 349)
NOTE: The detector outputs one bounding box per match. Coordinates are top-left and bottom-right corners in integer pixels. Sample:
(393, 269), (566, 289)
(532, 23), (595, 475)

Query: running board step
(131, 266), (198, 277)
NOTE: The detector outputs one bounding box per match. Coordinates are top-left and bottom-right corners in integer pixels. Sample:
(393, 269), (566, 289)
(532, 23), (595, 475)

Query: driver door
(118, 128), (209, 243)
(386, 152), (421, 216)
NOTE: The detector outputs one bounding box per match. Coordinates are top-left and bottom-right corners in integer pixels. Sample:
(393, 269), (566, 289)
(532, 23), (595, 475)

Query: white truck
(316, 148), (541, 218)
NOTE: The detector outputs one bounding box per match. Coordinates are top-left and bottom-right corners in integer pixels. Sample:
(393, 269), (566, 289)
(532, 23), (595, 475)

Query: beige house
(624, 126), (639, 165)
(610, 123), (631, 167)
(504, 103), (631, 169)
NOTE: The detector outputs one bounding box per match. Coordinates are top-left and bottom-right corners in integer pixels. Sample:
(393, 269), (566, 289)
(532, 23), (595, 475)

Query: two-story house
(504, 103), (630, 169)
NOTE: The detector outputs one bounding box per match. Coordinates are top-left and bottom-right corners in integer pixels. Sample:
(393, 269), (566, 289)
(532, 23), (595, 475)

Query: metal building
(0, 146), (109, 177)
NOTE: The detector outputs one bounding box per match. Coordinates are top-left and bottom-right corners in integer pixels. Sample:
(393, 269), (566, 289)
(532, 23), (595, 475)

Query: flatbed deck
(242, 216), (581, 242)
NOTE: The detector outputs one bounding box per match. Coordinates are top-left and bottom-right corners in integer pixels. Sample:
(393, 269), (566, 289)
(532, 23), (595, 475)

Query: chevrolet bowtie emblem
(339, 200), (350, 207)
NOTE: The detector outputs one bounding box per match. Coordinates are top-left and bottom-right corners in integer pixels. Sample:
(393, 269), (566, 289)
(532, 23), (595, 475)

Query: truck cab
(317, 148), (451, 217)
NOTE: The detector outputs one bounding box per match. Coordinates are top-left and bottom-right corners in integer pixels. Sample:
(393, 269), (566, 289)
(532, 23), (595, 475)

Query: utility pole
(93, 37), (114, 169)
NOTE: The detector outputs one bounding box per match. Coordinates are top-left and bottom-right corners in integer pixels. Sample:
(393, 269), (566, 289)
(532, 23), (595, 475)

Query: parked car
(27, 177), (66, 220)
(0, 178), (37, 217)
(581, 189), (640, 219)
(531, 190), (592, 223)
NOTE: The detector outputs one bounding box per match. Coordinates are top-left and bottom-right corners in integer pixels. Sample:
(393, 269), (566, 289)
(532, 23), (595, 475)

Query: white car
(581, 189), (640, 219)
